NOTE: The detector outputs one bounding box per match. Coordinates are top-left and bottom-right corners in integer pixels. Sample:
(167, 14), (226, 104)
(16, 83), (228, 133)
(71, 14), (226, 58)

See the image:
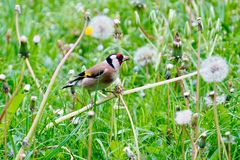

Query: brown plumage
(62, 53), (129, 92)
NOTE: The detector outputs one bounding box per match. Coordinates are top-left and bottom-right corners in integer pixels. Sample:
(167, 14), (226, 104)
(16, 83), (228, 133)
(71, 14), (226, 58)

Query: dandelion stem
(87, 116), (94, 160)
(15, 20), (88, 160)
(181, 129), (185, 160)
(183, 125), (196, 160)
(45, 71), (198, 129)
(228, 142), (231, 160)
(167, 84), (170, 128)
(119, 94), (140, 160)
(15, 8), (42, 94)
(25, 59), (42, 93)
(195, 23), (201, 150)
(0, 62), (25, 122)
(213, 82), (229, 160)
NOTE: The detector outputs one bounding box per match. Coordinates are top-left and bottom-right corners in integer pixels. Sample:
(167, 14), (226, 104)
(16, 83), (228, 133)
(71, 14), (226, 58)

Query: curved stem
(45, 71), (197, 129)
(25, 58), (43, 93)
(0, 63), (25, 122)
(119, 94), (140, 160)
(15, 20), (88, 160)
(213, 82), (229, 160)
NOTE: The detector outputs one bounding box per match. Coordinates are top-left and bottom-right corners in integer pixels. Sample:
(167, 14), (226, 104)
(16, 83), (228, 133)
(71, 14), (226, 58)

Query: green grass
(0, 0), (239, 159)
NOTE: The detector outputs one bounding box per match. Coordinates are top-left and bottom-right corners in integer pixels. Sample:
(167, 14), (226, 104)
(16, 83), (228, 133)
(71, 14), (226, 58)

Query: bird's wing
(70, 61), (107, 83)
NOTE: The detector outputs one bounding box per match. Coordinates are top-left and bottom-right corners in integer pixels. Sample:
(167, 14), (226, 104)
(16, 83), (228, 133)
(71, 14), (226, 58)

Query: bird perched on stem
(62, 53), (129, 100)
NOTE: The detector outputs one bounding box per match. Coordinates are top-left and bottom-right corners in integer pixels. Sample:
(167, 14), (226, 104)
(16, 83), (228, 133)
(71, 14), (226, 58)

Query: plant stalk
(15, 20), (87, 160)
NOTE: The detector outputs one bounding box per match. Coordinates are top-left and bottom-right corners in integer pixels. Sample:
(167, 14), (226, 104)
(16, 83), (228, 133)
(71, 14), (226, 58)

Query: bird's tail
(62, 83), (74, 89)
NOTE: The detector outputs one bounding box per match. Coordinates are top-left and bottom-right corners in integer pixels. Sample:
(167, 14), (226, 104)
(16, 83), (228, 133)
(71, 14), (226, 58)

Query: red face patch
(116, 53), (123, 64)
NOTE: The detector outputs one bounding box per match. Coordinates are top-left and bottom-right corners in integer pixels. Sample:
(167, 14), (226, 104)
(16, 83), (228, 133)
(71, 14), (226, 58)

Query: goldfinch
(62, 53), (129, 91)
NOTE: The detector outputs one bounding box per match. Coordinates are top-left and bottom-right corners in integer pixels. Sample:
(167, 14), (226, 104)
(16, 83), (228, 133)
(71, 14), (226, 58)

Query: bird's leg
(102, 89), (118, 97)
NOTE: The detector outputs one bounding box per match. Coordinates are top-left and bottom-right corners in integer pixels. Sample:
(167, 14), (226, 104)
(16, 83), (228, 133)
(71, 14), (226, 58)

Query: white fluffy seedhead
(175, 109), (193, 125)
(88, 15), (114, 40)
(134, 45), (158, 66)
(200, 56), (229, 82)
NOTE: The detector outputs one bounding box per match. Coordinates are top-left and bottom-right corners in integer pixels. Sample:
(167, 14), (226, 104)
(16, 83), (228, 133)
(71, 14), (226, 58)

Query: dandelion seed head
(134, 45), (158, 66)
(204, 94), (226, 107)
(175, 109), (192, 125)
(88, 15), (114, 40)
(200, 56), (229, 82)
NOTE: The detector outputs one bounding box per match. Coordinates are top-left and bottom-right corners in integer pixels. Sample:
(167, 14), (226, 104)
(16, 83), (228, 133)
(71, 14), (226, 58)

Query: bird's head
(106, 53), (129, 70)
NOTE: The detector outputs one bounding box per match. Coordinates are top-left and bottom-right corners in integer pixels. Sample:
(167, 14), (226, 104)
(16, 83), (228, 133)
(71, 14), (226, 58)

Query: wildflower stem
(0, 62), (26, 122)
(15, 6), (42, 94)
(119, 94), (140, 160)
(181, 130), (185, 160)
(228, 142), (231, 160)
(45, 71), (198, 129)
(25, 59), (42, 93)
(195, 26), (201, 147)
(167, 84), (170, 128)
(213, 82), (229, 160)
(15, 20), (88, 160)
(87, 116), (94, 160)
(183, 125), (196, 160)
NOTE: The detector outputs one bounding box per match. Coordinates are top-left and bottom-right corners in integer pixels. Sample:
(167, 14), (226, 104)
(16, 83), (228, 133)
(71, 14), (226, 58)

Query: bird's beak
(123, 56), (130, 61)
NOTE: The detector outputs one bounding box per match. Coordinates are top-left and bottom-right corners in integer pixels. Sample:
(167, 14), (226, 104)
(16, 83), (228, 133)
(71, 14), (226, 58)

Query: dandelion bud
(114, 29), (122, 40)
(33, 35), (41, 44)
(6, 29), (11, 44)
(2, 81), (9, 94)
(22, 138), (29, 147)
(197, 17), (202, 31)
(176, 106), (181, 111)
(84, 11), (90, 21)
(173, 33), (182, 60)
(88, 110), (94, 118)
(30, 96), (37, 112)
(199, 132), (207, 148)
(23, 84), (31, 92)
(132, 0), (146, 10)
(19, 35), (30, 58)
(165, 70), (171, 80)
(223, 131), (235, 144)
(191, 113), (198, 128)
(114, 18), (121, 26)
(166, 128), (173, 145)
(15, 5), (21, 14)
(228, 81), (233, 88)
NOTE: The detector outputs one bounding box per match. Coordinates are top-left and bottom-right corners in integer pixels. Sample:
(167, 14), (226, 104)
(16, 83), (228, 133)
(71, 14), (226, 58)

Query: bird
(62, 53), (129, 94)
